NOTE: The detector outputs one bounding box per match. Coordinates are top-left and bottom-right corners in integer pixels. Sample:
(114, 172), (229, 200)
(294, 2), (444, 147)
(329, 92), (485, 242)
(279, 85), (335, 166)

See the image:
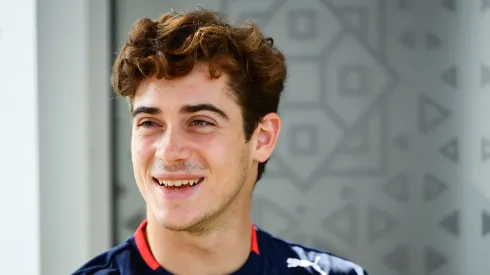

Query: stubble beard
(160, 146), (251, 235)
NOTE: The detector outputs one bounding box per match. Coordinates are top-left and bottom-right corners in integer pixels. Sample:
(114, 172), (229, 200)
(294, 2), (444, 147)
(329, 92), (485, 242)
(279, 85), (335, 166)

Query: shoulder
(258, 229), (369, 275)
(71, 241), (134, 275)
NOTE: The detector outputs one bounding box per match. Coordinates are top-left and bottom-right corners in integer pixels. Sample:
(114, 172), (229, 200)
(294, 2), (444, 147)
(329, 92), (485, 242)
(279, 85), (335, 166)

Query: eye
(138, 120), (159, 128)
(190, 120), (213, 127)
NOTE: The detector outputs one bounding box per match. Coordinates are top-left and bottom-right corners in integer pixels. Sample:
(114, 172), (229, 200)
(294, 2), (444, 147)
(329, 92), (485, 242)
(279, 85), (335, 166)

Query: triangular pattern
(426, 32), (442, 50)
(424, 174), (448, 202)
(382, 173), (409, 203)
(322, 203), (358, 247)
(324, 104), (386, 177)
(442, 0), (456, 12)
(440, 210), (460, 237)
(439, 138), (459, 163)
(367, 205), (399, 242)
(418, 94), (451, 134)
(441, 67), (457, 88)
(382, 245), (410, 272)
(425, 246), (448, 273)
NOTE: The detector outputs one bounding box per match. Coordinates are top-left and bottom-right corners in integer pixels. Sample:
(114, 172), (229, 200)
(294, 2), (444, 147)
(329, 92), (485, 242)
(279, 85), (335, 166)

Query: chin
(153, 204), (226, 234)
(161, 221), (199, 232)
(158, 216), (209, 232)
(150, 205), (201, 230)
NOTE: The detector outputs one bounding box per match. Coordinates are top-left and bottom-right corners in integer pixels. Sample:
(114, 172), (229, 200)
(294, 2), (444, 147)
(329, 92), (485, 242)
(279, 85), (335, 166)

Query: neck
(145, 201), (254, 275)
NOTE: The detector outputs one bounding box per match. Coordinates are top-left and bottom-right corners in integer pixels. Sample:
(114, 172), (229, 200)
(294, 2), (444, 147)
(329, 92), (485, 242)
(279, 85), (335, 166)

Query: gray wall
(113, 1), (490, 274)
(37, 0), (112, 274)
(1, 1), (112, 274)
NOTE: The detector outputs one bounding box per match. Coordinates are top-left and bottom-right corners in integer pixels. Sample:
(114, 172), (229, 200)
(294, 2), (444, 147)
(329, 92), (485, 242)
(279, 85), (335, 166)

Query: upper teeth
(158, 179), (201, 187)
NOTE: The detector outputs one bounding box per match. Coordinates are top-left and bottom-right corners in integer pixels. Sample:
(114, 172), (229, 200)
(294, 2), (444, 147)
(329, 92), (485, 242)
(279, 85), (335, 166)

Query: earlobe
(254, 113), (281, 162)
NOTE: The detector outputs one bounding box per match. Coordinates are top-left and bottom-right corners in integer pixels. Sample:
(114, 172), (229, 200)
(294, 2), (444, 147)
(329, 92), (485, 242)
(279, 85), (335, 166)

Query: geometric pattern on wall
(221, 1), (490, 275)
(113, 0), (490, 275)
(220, 1), (488, 275)
(225, 0), (398, 193)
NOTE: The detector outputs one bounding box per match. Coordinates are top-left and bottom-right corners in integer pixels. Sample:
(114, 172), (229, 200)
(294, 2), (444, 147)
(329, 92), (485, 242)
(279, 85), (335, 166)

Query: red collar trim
(134, 220), (260, 271)
(250, 225), (259, 254)
(134, 220), (160, 270)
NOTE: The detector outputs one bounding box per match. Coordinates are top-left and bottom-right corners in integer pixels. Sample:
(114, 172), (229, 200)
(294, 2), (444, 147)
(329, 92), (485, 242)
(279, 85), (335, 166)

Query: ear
(252, 113), (281, 163)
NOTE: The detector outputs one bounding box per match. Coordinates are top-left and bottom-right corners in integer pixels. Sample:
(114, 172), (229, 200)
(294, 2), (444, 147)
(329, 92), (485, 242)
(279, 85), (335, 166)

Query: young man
(74, 8), (368, 275)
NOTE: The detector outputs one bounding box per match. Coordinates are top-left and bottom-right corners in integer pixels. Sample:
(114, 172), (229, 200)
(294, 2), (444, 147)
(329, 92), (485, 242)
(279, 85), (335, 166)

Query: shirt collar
(134, 219), (260, 271)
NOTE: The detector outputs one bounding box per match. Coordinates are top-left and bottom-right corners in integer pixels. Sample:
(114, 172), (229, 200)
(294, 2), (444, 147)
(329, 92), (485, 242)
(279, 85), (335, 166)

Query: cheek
(197, 132), (246, 167)
(189, 135), (224, 167)
(131, 134), (156, 164)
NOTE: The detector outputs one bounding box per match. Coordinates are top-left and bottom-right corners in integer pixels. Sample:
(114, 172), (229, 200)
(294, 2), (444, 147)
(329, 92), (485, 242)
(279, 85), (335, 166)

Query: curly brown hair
(112, 8), (287, 182)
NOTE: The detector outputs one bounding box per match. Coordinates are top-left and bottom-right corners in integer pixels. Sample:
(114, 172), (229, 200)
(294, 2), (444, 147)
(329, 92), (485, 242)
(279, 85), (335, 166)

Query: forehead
(133, 63), (235, 108)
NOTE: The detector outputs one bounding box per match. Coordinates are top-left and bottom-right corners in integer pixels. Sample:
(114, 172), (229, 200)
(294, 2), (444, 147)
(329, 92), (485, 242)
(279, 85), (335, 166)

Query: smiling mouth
(152, 177), (204, 189)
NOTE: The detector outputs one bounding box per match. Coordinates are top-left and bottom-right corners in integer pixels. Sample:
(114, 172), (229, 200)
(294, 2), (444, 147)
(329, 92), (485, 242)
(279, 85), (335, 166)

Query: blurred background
(1, 0), (490, 274)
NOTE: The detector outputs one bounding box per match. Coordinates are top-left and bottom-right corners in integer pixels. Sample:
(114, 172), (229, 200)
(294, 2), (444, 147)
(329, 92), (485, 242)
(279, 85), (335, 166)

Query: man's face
(131, 63), (279, 232)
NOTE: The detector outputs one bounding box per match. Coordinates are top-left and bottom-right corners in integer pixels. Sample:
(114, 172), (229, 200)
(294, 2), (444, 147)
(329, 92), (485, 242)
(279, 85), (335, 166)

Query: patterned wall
(113, 1), (490, 274)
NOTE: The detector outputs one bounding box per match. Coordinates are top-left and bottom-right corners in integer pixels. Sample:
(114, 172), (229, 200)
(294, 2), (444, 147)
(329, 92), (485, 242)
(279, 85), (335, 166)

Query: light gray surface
(1, 1), (113, 274)
(38, 0), (112, 274)
(113, 1), (490, 274)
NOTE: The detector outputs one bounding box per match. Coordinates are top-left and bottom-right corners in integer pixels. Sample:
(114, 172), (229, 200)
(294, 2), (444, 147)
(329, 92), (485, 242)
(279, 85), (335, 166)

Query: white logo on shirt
(287, 256), (326, 275)
(289, 246), (365, 275)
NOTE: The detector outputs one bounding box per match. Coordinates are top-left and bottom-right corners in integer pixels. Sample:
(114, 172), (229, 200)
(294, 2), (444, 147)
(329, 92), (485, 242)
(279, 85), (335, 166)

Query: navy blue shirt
(73, 220), (368, 275)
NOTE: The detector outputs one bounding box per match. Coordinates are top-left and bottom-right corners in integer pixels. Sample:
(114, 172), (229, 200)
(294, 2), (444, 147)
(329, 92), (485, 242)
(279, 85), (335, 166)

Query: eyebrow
(131, 106), (161, 118)
(131, 104), (229, 120)
(180, 104), (229, 120)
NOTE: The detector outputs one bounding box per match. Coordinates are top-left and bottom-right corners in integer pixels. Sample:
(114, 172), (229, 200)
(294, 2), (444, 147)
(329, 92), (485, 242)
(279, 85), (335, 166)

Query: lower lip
(153, 178), (203, 200)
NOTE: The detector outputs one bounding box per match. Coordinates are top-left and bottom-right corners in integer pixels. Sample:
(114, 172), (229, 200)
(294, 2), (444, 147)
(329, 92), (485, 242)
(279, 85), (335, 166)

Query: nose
(154, 126), (192, 163)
